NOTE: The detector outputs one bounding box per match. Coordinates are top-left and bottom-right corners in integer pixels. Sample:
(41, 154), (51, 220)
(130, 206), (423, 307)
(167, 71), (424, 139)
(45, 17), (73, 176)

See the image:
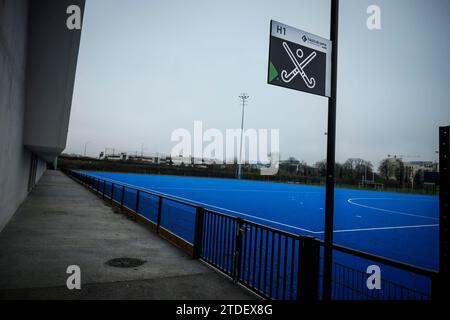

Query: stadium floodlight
(237, 93), (249, 179)
(84, 141), (89, 156)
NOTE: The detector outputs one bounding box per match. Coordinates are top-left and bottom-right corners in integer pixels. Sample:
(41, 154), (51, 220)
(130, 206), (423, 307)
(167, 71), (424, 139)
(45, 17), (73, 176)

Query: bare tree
(378, 157), (403, 181)
(315, 159), (327, 176)
(342, 158), (373, 180)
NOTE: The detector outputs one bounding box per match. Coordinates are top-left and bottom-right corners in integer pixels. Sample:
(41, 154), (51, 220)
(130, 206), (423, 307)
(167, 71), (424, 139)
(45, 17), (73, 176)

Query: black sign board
(268, 20), (332, 97)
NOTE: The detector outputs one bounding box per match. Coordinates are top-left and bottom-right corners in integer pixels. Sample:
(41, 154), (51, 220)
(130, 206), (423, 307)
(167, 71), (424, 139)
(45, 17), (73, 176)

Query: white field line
(319, 224), (439, 234)
(347, 198), (438, 221)
(146, 186), (323, 194)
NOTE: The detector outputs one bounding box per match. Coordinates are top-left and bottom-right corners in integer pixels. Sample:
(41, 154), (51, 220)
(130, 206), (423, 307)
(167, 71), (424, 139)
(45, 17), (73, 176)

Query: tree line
(59, 154), (437, 193)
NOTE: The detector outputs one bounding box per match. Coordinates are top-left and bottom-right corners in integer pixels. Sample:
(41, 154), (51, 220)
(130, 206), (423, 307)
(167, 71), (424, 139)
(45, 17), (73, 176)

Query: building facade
(0, 0), (84, 231)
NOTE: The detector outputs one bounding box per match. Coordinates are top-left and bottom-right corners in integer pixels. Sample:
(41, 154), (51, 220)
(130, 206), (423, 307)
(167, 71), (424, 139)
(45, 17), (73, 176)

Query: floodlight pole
(84, 142), (89, 157)
(323, 0), (339, 301)
(238, 93), (249, 179)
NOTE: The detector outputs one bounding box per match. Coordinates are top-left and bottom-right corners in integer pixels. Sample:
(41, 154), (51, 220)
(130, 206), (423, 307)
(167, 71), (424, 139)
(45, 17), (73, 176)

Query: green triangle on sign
(268, 61), (279, 82)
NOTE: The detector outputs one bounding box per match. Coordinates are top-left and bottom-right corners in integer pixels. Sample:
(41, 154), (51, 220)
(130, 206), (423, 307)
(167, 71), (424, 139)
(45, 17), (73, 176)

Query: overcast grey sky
(65, 0), (450, 168)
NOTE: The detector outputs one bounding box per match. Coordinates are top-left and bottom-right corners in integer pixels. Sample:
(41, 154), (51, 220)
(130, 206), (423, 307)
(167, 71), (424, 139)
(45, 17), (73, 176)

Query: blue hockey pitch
(82, 171), (438, 298)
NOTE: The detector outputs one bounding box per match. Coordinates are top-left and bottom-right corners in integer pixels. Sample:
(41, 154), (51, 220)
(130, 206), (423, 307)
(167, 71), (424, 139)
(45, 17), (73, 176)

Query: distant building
(404, 161), (438, 187)
(128, 155), (160, 163)
(100, 151), (128, 161)
(171, 156), (192, 166)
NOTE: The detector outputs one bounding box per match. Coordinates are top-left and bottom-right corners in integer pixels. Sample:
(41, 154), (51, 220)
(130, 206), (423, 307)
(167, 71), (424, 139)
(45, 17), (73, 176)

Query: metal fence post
(134, 190), (140, 221)
(233, 218), (245, 283)
(437, 125), (450, 301)
(102, 180), (106, 199)
(111, 183), (115, 203)
(297, 236), (320, 301)
(431, 274), (440, 301)
(193, 207), (205, 259)
(156, 197), (163, 234)
(120, 186), (125, 210)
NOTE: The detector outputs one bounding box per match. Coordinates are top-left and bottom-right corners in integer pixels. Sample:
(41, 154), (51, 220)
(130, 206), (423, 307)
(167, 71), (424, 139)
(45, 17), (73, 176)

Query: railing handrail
(221, 210), (308, 240)
(73, 170), (205, 208)
(324, 242), (438, 278)
(74, 171), (326, 243)
(69, 170), (438, 283)
(74, 170), (314, 236)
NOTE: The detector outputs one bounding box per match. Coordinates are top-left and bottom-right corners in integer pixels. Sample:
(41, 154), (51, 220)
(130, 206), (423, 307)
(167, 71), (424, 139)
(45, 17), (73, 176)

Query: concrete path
(0, 170), (256, 300)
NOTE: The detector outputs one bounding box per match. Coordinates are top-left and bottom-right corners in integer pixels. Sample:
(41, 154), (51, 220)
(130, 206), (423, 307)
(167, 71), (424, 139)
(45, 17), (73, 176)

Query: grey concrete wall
(1, 0), (84, 232)
(0, 0), (33, 231)
(0, 0), (85, 231)
(24, 0), (85, 162)
(35, 159), (47, 183)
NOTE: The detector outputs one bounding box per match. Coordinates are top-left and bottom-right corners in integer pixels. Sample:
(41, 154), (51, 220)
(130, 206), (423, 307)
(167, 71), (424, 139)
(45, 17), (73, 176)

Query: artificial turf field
(83, 171), (438, 299)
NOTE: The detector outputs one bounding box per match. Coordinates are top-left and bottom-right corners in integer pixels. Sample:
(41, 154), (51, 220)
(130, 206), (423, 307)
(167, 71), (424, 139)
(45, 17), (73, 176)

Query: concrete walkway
(0, 170), (256, 300)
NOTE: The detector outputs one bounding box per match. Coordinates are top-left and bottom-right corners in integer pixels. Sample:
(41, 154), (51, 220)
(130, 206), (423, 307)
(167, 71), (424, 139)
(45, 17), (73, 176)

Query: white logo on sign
(366, 5), (382, 30)
(281, 42), (316, 88)
(66, 265), (81, 290)
(366, 265), (381, 290)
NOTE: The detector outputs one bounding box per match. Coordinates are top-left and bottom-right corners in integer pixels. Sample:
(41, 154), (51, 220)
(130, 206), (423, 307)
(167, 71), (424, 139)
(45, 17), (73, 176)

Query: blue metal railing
(66, 170), (440, 301)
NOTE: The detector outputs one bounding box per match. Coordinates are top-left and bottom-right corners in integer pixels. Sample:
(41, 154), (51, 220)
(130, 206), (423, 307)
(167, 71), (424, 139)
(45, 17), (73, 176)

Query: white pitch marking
(149, 186), (323, 194)
(347, 198), (438, 221)
(322, 224), (439, 234)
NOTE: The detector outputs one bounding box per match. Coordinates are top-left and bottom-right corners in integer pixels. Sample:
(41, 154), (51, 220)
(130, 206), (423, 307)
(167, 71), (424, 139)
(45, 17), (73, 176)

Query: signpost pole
(267, 7), (338, 301)
(437, 126), (450, 300)
(322, 0), (339, 301)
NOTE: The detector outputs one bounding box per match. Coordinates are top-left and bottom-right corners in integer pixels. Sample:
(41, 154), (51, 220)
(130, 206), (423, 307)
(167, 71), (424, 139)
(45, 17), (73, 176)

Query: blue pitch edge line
(81, 171), (438, 300)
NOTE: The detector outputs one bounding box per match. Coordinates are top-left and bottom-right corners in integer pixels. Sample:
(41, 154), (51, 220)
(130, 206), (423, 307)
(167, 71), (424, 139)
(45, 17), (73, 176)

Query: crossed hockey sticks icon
(281, 41), (317, 89)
